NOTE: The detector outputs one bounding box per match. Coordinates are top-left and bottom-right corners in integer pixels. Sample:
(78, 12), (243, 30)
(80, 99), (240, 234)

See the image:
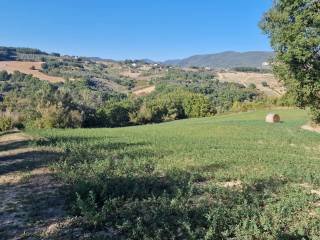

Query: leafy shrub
(261, 81), (269, 87)
(182, 91), (217, 118)
(35, 104), (83, 128)
(0, 70), (11, 81)
(0, 116), (12, 131)
(130, 103), (153, 124)
(248, 83), (257, 89)
(97, 100), (137, 127)
(310, 107), (320, 124)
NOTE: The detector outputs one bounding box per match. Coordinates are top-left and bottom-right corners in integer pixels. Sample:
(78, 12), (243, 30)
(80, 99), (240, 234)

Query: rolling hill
(164, 51), (275, 69)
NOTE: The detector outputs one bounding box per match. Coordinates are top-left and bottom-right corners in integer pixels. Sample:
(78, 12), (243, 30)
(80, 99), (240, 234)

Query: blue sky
(0, 0), (273, 61)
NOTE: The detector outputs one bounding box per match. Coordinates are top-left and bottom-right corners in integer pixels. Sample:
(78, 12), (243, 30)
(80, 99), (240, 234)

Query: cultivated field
(0, 61), (64, 83)
(6, 108), (316, 239)
(216, 71), (285, 96)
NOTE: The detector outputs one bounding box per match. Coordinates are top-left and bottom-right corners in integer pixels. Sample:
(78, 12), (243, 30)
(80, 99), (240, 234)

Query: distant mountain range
(0, 46), (274, 70)
(163, 51), (275, 69)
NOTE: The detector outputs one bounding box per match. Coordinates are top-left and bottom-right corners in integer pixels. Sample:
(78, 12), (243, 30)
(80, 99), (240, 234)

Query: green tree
(97, 100), (133, 127)
(260, 0), (320, 122)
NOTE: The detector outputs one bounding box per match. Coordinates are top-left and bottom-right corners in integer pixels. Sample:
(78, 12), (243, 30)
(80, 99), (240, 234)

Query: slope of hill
(164, 51), (275, 69)
(0, 61), (64, 83)
(215, 71), (285, 96)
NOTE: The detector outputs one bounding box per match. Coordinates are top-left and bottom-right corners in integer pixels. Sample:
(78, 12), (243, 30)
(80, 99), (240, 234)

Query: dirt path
(0, 132), (114, 239)
(132, 85), (156, 96)
(0, 132), (68, 239)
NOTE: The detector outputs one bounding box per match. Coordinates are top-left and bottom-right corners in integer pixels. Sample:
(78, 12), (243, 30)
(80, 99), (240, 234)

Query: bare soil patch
(215, 71), (285, 96)
(0, 61), (64, 83)
(0, 132), (103, 239)
(301, 124), (320, 133)
(132, 85), (156, 96)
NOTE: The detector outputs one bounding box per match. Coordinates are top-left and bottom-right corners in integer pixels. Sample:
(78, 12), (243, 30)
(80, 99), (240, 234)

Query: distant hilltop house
(262, 62), (270, 67)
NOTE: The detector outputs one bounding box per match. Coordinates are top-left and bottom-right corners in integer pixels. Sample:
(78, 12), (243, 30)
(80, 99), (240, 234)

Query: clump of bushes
(95, 89), (216, 127)
(34, 104), (83, 129)
(96, 100), (137, 127)
(0, 70), (11, 81)
(0, 111), (25, 131)
(0, 116), (12, 131)
(134, 89), (216, 123)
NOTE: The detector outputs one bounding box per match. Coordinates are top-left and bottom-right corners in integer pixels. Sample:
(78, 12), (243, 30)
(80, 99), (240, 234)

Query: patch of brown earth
(0, 61), (64, 83)
(301, 124), (320, 133)
(132, 85), (156, 96)
(215, 71), (285, 96)
(219, 180), (243, 189)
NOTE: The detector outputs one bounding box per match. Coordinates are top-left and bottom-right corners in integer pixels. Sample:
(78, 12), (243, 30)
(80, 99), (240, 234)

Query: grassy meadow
(29, 109), (320, 239)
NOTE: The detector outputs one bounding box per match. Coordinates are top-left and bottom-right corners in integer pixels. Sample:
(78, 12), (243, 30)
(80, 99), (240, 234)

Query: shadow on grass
(0, 133), (67, 239)
(187, 162), (228, 173)
(36, 135), (118, 146)
(0, 132), (62, 175)
(0, 140), (31, 152)
(0, 130), (20, 137)
(0, 171), (67, 239)
(277, 233), (310, 240)
(36, 135), (151, 152)
(0, 150), (60, 175)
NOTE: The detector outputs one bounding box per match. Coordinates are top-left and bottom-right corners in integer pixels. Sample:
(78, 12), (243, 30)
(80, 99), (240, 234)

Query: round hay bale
(265, 113), (280, 123)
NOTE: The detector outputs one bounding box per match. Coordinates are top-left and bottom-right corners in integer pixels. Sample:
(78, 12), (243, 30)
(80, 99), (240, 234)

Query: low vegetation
(28, 109), (320, 239)
(154, 69), (262, 112)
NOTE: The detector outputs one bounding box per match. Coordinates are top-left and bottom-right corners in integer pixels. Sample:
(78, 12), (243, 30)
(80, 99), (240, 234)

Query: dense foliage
(131, 89), (216, 124)
(0, 47), (283, 130)
(0, 70), (124, 128)
(0, 70), (218, 129)
(260, 0), (320, 122)
(155, 69), (261, 112)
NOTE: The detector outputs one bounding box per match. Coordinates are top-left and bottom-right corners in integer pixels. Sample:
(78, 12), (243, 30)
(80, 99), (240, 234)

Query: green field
(30, 109), (320, 239)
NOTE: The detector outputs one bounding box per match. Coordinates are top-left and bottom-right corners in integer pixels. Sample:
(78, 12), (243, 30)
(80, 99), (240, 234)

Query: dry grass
(0, 61), (64, 83)
(215, 71), (285, 96)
